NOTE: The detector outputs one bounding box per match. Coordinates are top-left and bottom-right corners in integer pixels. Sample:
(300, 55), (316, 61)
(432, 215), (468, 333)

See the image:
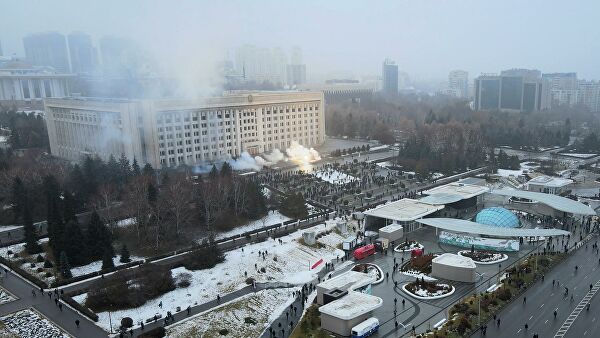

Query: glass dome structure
(475, 207), (519, 228)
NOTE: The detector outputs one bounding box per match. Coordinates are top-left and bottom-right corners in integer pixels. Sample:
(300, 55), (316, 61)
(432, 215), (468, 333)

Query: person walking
(523, 296), (527, 304)
(75, 319), (80, 328)
(31, 289), (36, 297)
(497, 318), (501, 327)
(58, 303), (63, 311)
(554, 310), (557, 319)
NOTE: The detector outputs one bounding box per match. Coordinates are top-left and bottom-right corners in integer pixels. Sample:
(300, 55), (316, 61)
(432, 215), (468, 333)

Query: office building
(0, 61), (72, 109)
(235, 45), (287, 86)
(68, 32), (97, 74)
(298, 82), (375, 104)
(44, 91), (325, 168)
(542, 73), (579, 106)
(578, 80), (600, 112)
(286, 64), (306, 86)
(474, 69), (550, 112)
(382, 59), (398, 95)
(23, 32), (70, 73)
(447, 70), (469, 98)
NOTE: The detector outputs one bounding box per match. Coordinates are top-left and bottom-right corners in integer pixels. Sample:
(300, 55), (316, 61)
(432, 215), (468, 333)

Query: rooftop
(379, 223), (403, 234)
(363, 199), (444, 222)
(317, 270), (375, 292)
(527, 175), (573, 188)
(421, 182), (489, 204)
(416, 218), (571, 237)
(433, 253), (476, 269)
(492, 189), (596, 215)
(319, 291), (383, 320)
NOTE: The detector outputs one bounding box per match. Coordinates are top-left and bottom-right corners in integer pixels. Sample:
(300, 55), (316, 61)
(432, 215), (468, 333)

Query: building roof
(457, 177), (487, 186)
(527, 175), (573, 188)
(433, 253), (476, 269)
(317, 270), (375, 292)
(492, 189), (596, 215)
(379, 223), (403, 234)
(416, 218), (571, 237)
(319, 291), (383, 320)
(419, 193), (464, 205)
(421, 182), (489, 204)
(475, 207), (520, 228)
(363, 199), (444, 222)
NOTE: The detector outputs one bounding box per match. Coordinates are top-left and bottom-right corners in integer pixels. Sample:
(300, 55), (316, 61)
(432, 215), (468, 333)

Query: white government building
(44, 91), (325, 168)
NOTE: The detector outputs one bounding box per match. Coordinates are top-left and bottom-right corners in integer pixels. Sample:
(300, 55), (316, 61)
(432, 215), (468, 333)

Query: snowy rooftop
(379, 223), (403, 234)
(319, 291), (383, 320)
(317, 270), (375, 292)
(417, 218), (572, 237)
(492, 189), (596, 215)
(433, 253), (476, 269)
(527, 175), (573, 188)
(422, 182), (489, 201)
(363, 199), (444, 222)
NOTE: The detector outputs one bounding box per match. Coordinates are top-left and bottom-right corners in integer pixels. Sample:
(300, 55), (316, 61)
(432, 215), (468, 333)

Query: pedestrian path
(554, 278), (600, 338)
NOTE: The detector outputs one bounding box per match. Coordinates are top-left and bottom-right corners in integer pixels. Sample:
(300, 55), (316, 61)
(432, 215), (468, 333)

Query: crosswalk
(554, 279), (600, 337)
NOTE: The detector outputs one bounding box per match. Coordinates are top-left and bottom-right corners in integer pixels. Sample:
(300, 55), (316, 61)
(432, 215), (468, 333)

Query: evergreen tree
(106, 154), (120, 184)
(280, 193), (308, 219)
(59, 251), (72, 279)
(101, 247), (115, 270)
(147, 183), (157, 206)
(63, 220), (87, 266)
(85, 211), (113, 260)
(119, 244), (131, 263)
(131, 158), (141, 176)
(23, 205), (42, 254)
(11, 176), (27, 222)
(209, 165), (219, 179)
(62, 192), (77, 223)
(220, 162), (233, 177)
(118, 153), (131, 183)
(142, 163), (154, 176)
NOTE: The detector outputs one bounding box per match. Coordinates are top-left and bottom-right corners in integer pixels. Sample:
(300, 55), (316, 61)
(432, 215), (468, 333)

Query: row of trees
(0, 109), (49, 149)
(330, 144), (371, 157)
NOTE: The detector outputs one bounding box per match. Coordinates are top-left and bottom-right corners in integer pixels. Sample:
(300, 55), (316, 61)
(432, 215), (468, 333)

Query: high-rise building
(0, 40), (3, 56)
(286, 64), (306, 86)
(44, 91), (325, 167)
(541, 73), (579, 107)
(23, 32), (70, 73)
(99, 36), (146, 76)
(578, 80), (600, 112)
(447, 70), (469, 98)
(382, 59), (398, 96)
(474, 69), (550, 112)
(235, 45), (287, 86)
(68, 32), (97, 74)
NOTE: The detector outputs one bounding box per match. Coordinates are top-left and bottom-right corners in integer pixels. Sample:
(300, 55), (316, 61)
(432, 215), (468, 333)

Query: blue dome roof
(475, 207), (519, 228)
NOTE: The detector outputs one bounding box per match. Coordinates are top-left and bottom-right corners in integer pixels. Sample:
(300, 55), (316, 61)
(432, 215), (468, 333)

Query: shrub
(36, 267), (44, 273)
(176, 273), (192, 288)
(121, 317), (134, 328)
(85, 264), (176, 312)
(496, 288), (512, 301)
(44, 260), (53, 268)
(182, 241), (224, 271)
(36, 255), (44, 263)
(245, 277), (255, 285)
(244, 317), (257, 324)
(45, 272), (53, 277)
(219, 328), (229, 335)
(456, 316), (471, 335)
(6, 250), (12, 255)
(260, 267), (266, 273)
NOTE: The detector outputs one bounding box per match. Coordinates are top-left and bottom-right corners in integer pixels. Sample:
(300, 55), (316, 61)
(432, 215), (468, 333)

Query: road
(484, 234), (600, 338)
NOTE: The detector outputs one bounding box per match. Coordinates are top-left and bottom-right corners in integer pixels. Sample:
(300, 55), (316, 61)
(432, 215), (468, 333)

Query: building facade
(23, 32), (71, 73)
(578, 80), (600, 112)
(297, 82), (375, 104)
(382, 59), (398, 96)
(542, 72), (579, 106)
(44, 91), (325, 168)
(68, 32), (97, 74)
(0, 62), (72, 109)
(447, 70), (469, 98)
(474, 69), (550, 112)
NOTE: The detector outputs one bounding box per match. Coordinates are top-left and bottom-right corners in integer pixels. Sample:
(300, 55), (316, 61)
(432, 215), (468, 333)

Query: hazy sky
(1, 0), (599, 82)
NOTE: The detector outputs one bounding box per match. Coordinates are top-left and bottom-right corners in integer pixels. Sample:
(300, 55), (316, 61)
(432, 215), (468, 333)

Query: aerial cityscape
(0, 1), (600, 338)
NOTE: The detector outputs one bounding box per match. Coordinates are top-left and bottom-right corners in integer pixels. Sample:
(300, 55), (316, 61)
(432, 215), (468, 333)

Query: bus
(351, 317), (379, 338)
(353, 244), (376, 260)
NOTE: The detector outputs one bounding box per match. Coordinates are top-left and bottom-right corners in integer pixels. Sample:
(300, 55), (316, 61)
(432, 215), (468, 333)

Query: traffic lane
(486, 242), (600, 337)
(565, 277), (600, 338)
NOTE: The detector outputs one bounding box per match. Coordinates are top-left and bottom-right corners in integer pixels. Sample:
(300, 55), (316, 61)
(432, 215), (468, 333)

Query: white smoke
(226, 143), (321, 172)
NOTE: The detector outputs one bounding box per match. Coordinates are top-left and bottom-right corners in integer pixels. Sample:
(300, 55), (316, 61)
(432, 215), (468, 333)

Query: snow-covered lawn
(394, 241), (424, 253)
(214, 211), (291, 240)
(457, 250), (508, 264)
(403, 283), (455, 300)
(0, 287), (16, 304)
(0, 225), (22, 233)
(0, 308), (70, 338)
(0, 239), (55, 284)
(314, 169), (356, 185)
(70, 254), (145, 277)
(166, 288), (297, 338)
(317, 232), (345, 248)
(76, 220), (345, 332)
(496, 161), (540, 178)
(401, 270), (437, 282)
(558, 153), (598, 159)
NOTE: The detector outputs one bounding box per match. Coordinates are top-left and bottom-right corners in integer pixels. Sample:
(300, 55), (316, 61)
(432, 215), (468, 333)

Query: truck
(353, 244), (376, 260)
(351, 317), (379, 338)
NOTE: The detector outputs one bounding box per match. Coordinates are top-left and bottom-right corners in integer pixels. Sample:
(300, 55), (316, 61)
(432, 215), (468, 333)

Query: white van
(351, 317), (379, 338)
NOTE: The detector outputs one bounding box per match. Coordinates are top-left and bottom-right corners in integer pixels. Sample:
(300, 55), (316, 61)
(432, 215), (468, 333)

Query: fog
(1, 0), (599, 84)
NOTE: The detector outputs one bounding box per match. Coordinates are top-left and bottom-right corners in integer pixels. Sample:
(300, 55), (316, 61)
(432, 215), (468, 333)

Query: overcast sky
(1, 0), (599, 82)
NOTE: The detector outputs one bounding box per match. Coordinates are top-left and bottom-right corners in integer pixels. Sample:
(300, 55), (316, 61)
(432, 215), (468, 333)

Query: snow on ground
(0, 287), (16, 304)
(431, 172), (444, 180)
(70, 254), (145, 277)
(412, 284), (451, 297)
(78, 220), (345, 332)
(496, 161), (540, 178)
(166, 288), (297, 338)
(0, 225), (22, 232)
(0, 239), (55, 284)
(369, 145), (388, 151)
(314, 169), (357, 185)
(402, 270), (437, 282)
(0, 308), (70, 338)
(114, 218), (136, 228)
(317, 232), (345, 248)
(558, 153), (598, 159)
(215, 211), (291, 240)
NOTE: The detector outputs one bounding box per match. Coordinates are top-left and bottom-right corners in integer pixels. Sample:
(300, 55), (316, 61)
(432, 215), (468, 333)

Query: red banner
(311, 258), (324, 270)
